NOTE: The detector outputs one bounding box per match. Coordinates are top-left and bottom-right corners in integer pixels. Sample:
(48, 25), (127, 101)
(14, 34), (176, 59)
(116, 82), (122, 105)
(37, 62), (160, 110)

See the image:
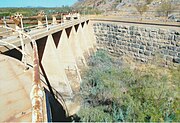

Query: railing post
(61, 13), (63, 25)
(45, 15), (49, 31)
(20, 17), (24, 32)
(3, 16), (8, 33)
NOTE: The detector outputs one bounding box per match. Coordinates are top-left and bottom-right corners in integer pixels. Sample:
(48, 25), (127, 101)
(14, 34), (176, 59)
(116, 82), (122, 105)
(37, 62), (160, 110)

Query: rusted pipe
(30, 42), (44, 122)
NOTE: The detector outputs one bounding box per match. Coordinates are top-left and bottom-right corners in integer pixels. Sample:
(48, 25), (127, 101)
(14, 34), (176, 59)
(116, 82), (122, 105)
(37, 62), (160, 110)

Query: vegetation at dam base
(77, 50), (180, 122)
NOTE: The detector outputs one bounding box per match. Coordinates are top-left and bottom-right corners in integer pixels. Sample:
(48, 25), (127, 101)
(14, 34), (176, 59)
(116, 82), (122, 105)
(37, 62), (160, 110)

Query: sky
(0, 0), (78, 7)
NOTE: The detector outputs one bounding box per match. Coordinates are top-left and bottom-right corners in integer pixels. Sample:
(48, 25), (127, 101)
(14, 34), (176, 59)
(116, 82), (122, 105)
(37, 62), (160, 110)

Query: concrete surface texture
(0, 54), (42, 122)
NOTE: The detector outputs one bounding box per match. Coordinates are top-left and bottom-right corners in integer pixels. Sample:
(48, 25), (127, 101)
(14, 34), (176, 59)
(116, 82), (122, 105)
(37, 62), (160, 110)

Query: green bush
(78, 49), (180, 122)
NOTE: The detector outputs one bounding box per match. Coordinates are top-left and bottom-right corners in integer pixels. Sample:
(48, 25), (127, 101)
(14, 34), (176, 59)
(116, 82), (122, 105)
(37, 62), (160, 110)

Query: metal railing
(0, 16), (87, 40)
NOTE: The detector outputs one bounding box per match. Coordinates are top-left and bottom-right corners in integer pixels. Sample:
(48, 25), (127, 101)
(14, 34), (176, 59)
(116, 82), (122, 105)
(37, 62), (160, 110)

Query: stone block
(122, 42), (126, 45)
(149, 32), (156, 38)
(176, 47), (180, 52)
(134, 44), (140, 48)
(129, 31), (134, 35)
(113, 40), (116, 44)
(128, 47), (132, 51)
(176, 42), (180, 47)
(132, 48), (139, 53)
(144, 51), (151, 56)
(140, 27), (145, 32)
(145, 28), (151, 32)
(121, 30), (126, 33)
(153, 43), (158, 47)
(151, 52), (155, 56)
(173, 57), (180, 64)
(147, 42), (153, 46)
(159, 45), (166, 50)
(129, 26), (138, 30)
(124, 46), (128, 50)
(139, 50), (144, 54)
(175, 32), (180, 35)
(159, 29), (166, 34)
(146, 46), (154, 51)
(168, 35), (174, 41)
(140, 45), (145, 50)
(168, 46), (176, 51)
(117, 41), (122, 45)
(171, 41), (176, 45)
(150, 28), (159, 32)
(120, 33), (124, 37)
(135, 31), (141, 36)
(118, 45), (123, 49)
(162, 49), (169, 55)
(132, 39), (137, 43)
(174, 35), (180, 41)
(178, 53), (180, 58)
(166, 55), (173, 61)
(169, 51), (177, 57)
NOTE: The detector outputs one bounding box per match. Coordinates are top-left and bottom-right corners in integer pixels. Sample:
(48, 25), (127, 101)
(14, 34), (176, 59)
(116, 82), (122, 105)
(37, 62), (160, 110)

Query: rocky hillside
(74, 0), (179, 11)
(73, 0), (180, 21)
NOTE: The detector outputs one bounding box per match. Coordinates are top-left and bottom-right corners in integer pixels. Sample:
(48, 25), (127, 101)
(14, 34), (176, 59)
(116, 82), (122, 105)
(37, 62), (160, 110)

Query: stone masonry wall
(93, 22), (180, 64)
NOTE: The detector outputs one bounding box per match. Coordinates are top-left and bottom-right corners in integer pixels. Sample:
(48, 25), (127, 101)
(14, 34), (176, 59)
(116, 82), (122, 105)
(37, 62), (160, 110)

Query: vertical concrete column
(70, 13), (73, 21)
(52, 15), (57, 25)
(77, 13), (80, 19)
(63, 14), (67, 23)
(37, 17), (44, 28)
(36, 11), (45, 28)
(41, 34), (73, 97)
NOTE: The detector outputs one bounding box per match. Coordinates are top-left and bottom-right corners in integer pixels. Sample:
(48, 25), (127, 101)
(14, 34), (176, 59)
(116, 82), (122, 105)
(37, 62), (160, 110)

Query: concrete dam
(0, 16), (180, 122)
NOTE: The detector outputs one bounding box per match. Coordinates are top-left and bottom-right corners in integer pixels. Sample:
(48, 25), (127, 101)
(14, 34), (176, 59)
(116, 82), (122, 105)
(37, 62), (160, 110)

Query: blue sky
(0, 0), (78, 7)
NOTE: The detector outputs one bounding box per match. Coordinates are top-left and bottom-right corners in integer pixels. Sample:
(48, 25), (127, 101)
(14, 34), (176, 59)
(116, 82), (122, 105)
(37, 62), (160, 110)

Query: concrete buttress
(84, 22), (95, 54)
(68, 26), (87, 66)
(41, 34), (73, 97)
(57, 29), (76, 69)
(89, 21), (97, 50)
(57, 29), (82, 82)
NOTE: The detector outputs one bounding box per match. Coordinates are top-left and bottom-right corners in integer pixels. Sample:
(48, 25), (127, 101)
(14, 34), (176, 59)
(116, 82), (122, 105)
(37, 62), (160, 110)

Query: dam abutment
(91, 20), (180, 65)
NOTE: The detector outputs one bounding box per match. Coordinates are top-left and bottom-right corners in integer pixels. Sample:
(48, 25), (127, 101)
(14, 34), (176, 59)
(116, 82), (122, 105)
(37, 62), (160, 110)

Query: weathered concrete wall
(93, 22), (180, 64)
